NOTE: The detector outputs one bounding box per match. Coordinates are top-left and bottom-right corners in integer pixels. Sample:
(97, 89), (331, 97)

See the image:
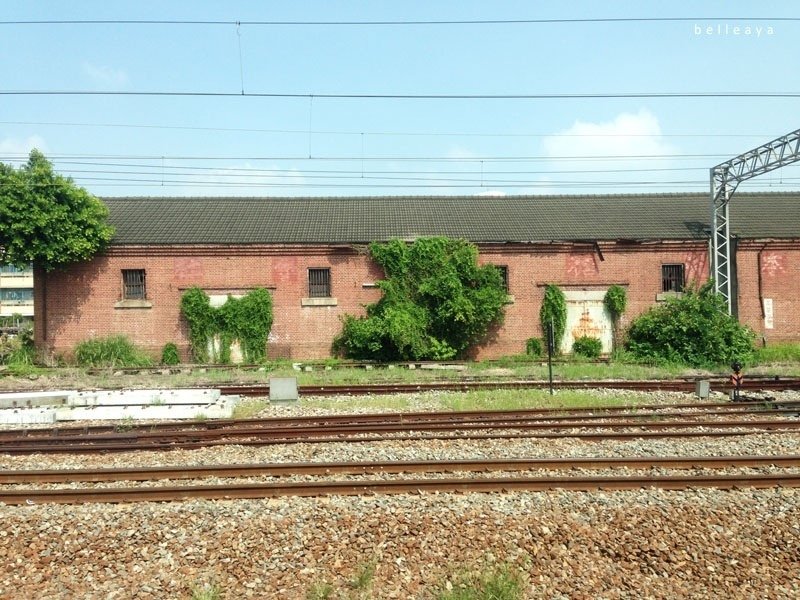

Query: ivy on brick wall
(604, 284), (628, 352)
(180, 287), (273, 364)
(333, 237), (507, 361)
(539, 284), (567, 354)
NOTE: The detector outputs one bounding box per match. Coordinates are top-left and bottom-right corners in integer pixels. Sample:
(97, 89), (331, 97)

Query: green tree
(625, 281), (755, 367)
(334, 237), (507, 360)
(0, 150), (114, 271)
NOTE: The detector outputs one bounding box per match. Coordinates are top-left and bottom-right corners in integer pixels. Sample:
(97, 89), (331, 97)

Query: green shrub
(625, 281), (755, 367)
(160, 342), (180, 365)
(525, 337), (544, 357)
(334, 237), (506, 360)
(603, 285), (627, 320)
(0, 321), (35, 366)
(74, 335), (153, 368)
(539, 284), (566, 354)
(572, 336), (602, 358)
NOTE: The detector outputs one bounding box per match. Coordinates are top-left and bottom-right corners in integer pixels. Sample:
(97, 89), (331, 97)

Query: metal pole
(547, 320), (554, 396)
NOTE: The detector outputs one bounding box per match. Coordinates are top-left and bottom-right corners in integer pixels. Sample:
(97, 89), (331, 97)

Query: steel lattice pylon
(711, 127), (800, 314)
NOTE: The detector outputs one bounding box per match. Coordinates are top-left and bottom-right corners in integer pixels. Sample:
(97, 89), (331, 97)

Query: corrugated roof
(102, 193), (800, 245)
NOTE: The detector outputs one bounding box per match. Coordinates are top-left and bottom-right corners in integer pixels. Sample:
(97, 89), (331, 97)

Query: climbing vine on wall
(603, 284), (628, 352)
(180, 287), (273, 363)
(333, 237), (507, 361)
(539, 284), (567, 354)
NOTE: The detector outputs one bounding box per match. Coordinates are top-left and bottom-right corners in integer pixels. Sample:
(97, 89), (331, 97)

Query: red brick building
(34, 193), (800, 360)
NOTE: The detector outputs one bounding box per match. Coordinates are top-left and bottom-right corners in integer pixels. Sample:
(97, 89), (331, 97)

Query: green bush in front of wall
(74, 335), (153, 368)
(572, 335), (603, 359)
(525, 337), (544, 357)
(180, 286), (273, 364)
(333, 237), (507, 361)
(160, 342), (180, 365)
(625, 280), (755, 367)
(539, 284), (567, 354)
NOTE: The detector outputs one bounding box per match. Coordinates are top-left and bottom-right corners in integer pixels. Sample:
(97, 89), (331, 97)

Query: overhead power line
(0, 120), (780, 139)
(0, 17), (796, 26)
(1, 90), (798, 100)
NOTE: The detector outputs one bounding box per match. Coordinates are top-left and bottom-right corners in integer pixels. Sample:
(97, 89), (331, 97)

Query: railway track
(4, 455), (799, 484)
(220, 377), (800, 397)
(1, 414), (798, 454)
(3, 470), (799, 505)
(2, 398), (797, 441)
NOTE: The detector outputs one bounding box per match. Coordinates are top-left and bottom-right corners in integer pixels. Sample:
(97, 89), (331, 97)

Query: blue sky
(1, 1), (799, 197)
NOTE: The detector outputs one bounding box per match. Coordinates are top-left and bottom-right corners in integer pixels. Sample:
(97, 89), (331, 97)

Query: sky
(1, 1), (800, 198)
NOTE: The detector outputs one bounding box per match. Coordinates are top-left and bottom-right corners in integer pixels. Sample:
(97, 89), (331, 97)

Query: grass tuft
(350, 560), (377, 593)
(437, 565), (525, 600)
(74, 335), (153, 368)
(190, 582), (223, 600)
(754, 343), (800, 364)
(306, 581), (334, 600)
(232, 399), (269, 419)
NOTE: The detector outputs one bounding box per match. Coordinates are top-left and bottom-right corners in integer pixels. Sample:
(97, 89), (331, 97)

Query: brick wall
(735, 242), (800, 345)
(34, 239), (800, 361)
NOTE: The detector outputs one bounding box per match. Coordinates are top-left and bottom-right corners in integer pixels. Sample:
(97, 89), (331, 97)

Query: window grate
(308, 268), (331, 298)
(496, 265), (509, 292)
(122, 269), (146, 300)
(661, 264), (684, 293)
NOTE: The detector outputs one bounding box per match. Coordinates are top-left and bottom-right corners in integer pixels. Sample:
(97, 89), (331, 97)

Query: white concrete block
(0, 407), (58, 424)
(0, 391), (71, 409)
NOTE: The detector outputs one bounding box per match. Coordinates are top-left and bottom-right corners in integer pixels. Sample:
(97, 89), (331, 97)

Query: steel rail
(3, 455), (799, 484)
(3, 417), (799, 449)
(220, 378), (800, 396)
(0, 429), (785, 455)
(3, 473), (799, 505)
(2, 398), (796, 441)
(1, 402), (798, 441)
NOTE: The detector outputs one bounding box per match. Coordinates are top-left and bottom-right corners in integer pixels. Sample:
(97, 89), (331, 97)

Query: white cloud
(538, 109), (679, 194)
(82, 62), (129, 87)
(164, 162), (308, 196)
(0, 135), (48, 157)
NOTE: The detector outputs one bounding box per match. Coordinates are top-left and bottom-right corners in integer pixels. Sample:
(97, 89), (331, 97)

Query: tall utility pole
(711, 128), (800, 314)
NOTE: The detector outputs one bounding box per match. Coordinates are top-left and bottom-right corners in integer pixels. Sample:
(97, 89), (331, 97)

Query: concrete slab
(67, 388), (220, 407)
(0, 391), (71, 409)
(0, 407), (58, 424)
(55, 401), (235, 421)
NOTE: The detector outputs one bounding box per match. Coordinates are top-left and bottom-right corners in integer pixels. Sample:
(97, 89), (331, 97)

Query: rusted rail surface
(3, 455), (799, 484)
(2, 417), (799, 448)
(3, 473), (799, 505)
(2, 399), (798, 441)
(220, 377), (800, 397)
(0, 427), (791, 455)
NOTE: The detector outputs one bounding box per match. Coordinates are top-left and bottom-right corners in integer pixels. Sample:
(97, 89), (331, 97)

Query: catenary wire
(0, 120), (779, 139)
(0, 17), (796, 26)
(1, 90), (798, 100)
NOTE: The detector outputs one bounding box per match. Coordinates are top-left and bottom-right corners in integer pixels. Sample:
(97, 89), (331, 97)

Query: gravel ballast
(1, 389), (799, 598)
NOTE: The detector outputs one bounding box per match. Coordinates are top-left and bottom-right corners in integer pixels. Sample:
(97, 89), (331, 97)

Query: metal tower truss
(711, 127), (800, 313)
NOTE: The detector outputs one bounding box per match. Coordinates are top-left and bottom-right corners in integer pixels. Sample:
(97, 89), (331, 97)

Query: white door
(561, 290), (613, 355)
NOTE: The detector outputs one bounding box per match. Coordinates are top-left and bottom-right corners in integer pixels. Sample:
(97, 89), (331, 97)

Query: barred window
(661, 264), (684, 293)
(122, 269), (146, 300)
(308, 268), (331, 298)
(496, 265), (509, 292)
